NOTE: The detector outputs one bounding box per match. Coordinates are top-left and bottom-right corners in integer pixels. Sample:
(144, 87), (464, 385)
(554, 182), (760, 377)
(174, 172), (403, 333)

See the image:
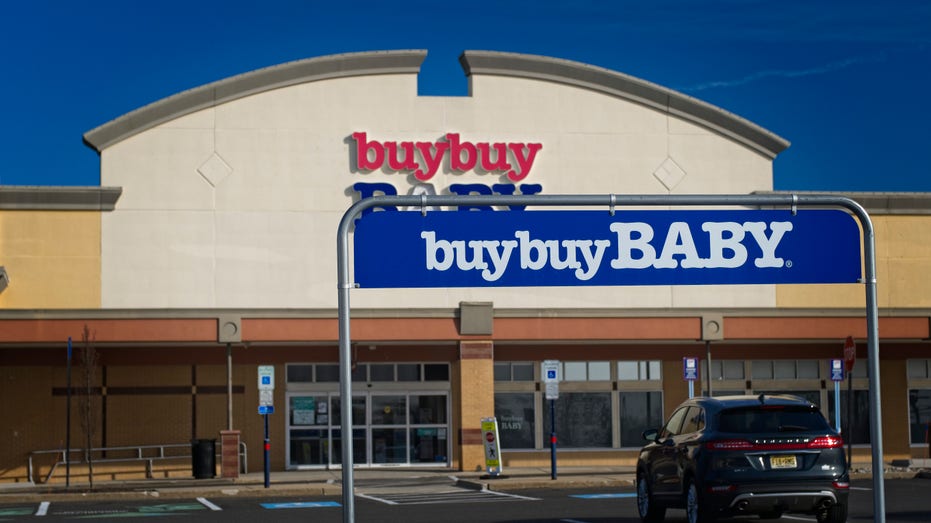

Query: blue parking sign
(683, 357), (699, 381)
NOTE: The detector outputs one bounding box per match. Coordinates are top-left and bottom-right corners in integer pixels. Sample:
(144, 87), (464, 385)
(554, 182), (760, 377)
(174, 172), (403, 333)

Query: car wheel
(685, 479), (713, 523)
(636, 473), (666, 522)
(817, 503), (848, 523)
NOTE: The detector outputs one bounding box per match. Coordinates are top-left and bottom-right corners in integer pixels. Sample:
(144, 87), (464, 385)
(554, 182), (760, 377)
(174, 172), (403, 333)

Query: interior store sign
(352, 209), (862, 288)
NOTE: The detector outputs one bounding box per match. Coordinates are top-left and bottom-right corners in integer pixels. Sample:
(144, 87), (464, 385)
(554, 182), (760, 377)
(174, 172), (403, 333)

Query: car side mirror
(642, 428), (659, 442)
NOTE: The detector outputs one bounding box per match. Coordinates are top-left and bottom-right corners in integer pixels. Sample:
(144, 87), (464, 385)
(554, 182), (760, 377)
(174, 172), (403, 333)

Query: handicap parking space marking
(261, 501), (341, 509)
(50, 502), (206, 518)
(570, 493), (637, 499)
(0, 506), (35, 518)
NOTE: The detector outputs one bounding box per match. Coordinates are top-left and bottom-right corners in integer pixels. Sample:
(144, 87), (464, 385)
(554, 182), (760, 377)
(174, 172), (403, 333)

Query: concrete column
(456, 340), (494, 471)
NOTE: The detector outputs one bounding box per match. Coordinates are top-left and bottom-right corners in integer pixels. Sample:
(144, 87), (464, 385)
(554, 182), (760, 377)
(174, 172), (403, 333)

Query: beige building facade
(0, 50), (929, 484)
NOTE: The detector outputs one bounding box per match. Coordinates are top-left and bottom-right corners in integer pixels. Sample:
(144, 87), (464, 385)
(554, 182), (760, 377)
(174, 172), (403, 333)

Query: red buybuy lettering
(352, 132), (542, 182)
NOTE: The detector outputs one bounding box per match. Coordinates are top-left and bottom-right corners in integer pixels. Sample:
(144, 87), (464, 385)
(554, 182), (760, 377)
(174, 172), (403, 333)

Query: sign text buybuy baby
(353, 210), (862, 288)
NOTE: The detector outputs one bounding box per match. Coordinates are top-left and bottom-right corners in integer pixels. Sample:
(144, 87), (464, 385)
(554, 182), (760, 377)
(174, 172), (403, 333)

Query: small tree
(79, 325), (99, 487)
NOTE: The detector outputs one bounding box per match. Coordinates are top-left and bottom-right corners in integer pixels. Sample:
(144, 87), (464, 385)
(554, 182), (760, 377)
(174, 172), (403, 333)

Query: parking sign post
(543, 360), (560, 480)
(683, 357), (699, 398)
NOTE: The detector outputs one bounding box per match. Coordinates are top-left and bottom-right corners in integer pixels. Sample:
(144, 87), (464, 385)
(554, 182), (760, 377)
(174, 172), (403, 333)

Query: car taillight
(808, 436), (844, 449)
(833, 480), (850, 489)
(706, 435), (844, 451)
(706, 439), (754, 450)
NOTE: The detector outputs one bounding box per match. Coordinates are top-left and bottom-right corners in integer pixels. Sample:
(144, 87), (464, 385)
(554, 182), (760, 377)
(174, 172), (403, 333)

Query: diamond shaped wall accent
(198, 152), (233, 187)
(653, 157), (686, 191)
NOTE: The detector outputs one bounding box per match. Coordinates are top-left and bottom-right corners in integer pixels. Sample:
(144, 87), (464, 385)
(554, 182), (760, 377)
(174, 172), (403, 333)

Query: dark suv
(636, 394), (848, 523)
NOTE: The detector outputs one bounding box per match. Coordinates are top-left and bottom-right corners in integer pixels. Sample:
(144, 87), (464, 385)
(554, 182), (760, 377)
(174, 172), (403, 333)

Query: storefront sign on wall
(352, 132), (542, 181)
(350, 132), (545, 214)
(353, 209), (862, 288)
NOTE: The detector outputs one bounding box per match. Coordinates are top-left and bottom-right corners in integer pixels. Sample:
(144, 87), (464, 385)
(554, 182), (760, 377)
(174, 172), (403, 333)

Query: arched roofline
(83, 50), (429, 152)
(84, 49), (788, 159)
(460, 50), (789, 158)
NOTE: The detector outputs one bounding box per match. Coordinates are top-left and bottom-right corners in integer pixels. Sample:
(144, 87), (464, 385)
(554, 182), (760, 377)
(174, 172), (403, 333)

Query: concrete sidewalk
(0, 466), (636, 503)
(2, 463), (928, 504)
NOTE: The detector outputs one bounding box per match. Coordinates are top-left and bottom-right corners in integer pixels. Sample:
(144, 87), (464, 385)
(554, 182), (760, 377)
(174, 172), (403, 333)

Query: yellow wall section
(778, 216), (931, 308)
(0, 211), (101, 308)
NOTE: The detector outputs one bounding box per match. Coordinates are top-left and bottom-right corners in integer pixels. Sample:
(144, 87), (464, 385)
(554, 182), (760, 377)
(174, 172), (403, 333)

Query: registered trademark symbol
(786, 260), (793, 268)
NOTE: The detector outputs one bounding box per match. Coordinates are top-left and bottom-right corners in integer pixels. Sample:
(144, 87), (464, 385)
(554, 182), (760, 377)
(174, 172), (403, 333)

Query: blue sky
(1, 1), (929, 191)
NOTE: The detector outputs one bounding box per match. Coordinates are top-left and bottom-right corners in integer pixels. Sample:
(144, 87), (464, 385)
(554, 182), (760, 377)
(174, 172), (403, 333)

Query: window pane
(798, 360), (820, 379)
(351, 364), (367, 382)
(371, 395), (407, 425)
(751, 360), (773, 380)
(724, 360), (745, 379)
(512, 363), (534, 381)
(908, 389), (931, 444)
(331, 428), (365, 465)
(410, 427), (448, 464)
(290, 395), (325, 426)
(589, 362), (610, 381)
(828, 390), (871, 444)
(397, 364), (420, 382)
(564, 362), (587, 381)
(908, 360), (928, 379)
(495, 393), (535, 449)
(331, 396), (365, 426)
(619, 391), (663, 447)
(316, 364), (339, 382)
(774, 360), (796, 379)
(494, 363), (511, 381)
(289, 429), (328, 466)
(542, 392), (611, 448)
(710, 361), (723, 380)
(370, 364), (395, 382)
(411, 394), (447, 424)
(372, 428), (407, 464)
(648, 361), (662, 380)
(424, 364), (449, 381)
(287, 364), (313, 383)
(618, 361), (639, 381)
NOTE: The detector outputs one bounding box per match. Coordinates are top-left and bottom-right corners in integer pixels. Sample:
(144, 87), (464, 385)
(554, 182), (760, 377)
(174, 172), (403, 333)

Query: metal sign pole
(337, 193), (885, 523)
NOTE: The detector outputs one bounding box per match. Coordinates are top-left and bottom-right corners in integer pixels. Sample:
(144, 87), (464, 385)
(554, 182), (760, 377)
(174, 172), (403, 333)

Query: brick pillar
(220, 430), (241, 478)
(456, 340), (494, 472)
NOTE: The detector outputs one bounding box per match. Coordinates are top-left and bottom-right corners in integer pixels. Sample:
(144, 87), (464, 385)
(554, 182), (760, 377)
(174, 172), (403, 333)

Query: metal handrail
(27, 441), (247, 484)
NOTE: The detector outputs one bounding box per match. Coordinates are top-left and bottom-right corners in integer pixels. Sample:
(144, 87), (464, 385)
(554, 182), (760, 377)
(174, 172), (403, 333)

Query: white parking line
(35, 501), (50, 516)
(196, 497), (222, 511)
(560, 519), (591, 523)
(782, 516), (816, 522)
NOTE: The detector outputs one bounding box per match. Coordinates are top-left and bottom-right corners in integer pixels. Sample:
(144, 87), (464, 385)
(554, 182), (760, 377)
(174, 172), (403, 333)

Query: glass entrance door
(287, 391), (450, 469)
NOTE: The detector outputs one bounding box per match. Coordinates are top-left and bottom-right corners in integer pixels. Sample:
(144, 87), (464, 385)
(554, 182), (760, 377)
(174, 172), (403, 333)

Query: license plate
(770, 455), (797, 469)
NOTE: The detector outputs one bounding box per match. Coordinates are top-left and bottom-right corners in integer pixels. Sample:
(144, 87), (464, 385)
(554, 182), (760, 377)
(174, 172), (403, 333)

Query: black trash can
(191, 438), (216, 479)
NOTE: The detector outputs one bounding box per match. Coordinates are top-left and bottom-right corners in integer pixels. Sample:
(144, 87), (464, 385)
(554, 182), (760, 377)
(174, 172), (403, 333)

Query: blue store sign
(353, 209), (861, 289)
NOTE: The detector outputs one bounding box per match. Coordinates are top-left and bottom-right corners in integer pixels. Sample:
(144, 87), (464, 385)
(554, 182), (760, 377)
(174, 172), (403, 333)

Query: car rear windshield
(717, 406), (831, 433)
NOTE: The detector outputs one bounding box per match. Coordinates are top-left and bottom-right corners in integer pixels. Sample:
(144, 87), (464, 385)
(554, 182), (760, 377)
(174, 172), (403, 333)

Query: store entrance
(286, 391), (450, 468)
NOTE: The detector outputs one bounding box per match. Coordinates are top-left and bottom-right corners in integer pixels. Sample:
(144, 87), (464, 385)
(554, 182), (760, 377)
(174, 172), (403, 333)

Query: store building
(1, 50), (930, 483)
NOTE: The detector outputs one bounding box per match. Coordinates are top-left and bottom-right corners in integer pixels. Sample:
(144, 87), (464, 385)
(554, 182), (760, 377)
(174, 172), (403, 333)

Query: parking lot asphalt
(0, 463), (927, 504)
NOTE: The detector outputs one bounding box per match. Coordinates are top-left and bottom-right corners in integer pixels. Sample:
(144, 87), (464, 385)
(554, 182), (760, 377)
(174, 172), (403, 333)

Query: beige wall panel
(101, 128), (216, 210)
(102, 210), (215, 308)
(214, 210), (333, 308)
(0, 211), (100, 309)
(667, 121), (772, 194)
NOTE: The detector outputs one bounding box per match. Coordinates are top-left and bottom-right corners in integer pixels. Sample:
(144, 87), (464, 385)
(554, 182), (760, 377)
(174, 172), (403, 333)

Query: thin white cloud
(680, 52), (887, 92)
